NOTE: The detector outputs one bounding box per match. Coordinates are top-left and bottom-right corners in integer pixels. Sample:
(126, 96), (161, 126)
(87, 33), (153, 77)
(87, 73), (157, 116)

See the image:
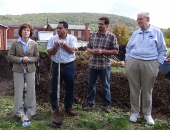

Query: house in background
(0, 22), (90, 50)
(0, 22), (44, 49)
(0, 24), (8, 50)
(46, 23), (90, 41)
(0, 22), (44, 40)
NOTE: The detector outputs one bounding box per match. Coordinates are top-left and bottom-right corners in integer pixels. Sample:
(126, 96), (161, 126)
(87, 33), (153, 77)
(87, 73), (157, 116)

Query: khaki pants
(126, 58), (159, 115)
(13, 72), (36, 116)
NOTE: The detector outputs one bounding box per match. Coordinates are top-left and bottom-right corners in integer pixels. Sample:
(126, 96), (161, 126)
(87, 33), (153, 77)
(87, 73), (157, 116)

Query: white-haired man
(125, 12), (167, 125)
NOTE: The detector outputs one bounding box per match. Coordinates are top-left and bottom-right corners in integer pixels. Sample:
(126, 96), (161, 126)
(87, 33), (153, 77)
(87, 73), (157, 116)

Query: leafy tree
(112, 24), (130, 45)
(0, 13), (138, 33)
(165, 37), (170, 48)
(164, 28), (170, 39)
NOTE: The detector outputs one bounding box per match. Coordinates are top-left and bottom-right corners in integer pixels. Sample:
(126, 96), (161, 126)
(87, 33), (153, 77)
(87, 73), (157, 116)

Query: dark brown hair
(99, 16), (110, 25)
(18, 23), (34, 37)
(59, 21), (68, 29)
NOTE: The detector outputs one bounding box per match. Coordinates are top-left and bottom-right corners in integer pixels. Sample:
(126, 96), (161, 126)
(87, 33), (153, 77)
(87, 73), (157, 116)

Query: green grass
(0, 96), (170, 130)
(112, 67), (126, 73)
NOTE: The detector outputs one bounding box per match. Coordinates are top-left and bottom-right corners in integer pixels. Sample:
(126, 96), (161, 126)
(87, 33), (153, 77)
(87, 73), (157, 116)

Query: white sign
(38, 31), (53, 41)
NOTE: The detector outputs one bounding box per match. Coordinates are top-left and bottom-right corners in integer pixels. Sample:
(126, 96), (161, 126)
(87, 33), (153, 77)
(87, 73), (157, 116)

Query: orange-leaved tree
(112, 24), (130, 45)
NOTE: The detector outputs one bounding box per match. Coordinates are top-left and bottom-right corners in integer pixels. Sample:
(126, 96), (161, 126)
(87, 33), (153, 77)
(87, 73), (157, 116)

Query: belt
(54, 61), (73, 66)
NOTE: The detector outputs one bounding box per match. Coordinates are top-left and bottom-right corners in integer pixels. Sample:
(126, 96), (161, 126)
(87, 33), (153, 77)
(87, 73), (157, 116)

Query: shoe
(83, 104), (94, 110)
(104, 106), (111, 113)
(22, 121), (31, 127)
(65, 109), (76, 116)
(144, 115), (155, 125)
(129, 113), (139, 122)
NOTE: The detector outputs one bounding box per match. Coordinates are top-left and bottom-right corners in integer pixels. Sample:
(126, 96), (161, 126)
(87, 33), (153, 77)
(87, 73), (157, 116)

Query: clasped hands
(22, 56), (30, 63)
(93, 48), (103, 55)
(54, 40), (65, 47)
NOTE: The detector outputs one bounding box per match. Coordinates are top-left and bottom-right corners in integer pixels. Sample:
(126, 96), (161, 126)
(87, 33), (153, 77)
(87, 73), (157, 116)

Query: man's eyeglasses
(136, 17), (147, 21)
(57, 27), (64, 29)
(98, 23), (105, 26)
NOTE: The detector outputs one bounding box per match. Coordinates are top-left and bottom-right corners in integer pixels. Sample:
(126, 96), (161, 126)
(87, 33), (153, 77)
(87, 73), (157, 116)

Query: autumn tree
(112, 24), (130, 45)
(164, 28), (170, 39)
(165, 37), (170, 48)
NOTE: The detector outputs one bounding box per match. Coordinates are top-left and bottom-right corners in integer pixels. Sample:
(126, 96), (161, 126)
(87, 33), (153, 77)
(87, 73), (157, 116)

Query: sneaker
(83, 104), (94, 110)
(104, 106), (111, 113)
(144, 115), (155, 125)
(129, 113), (139, 122)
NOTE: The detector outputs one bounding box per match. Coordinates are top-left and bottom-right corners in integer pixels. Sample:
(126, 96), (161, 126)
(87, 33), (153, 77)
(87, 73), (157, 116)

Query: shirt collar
(58, 33), (68, 41)
(97, 30), (109, 36)
(138, 25), (152, 34)
(17, 37), (33, 46)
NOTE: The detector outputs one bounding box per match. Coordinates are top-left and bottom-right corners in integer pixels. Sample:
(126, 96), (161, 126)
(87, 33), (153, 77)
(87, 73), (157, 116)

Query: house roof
(48, 24), (90, 30)
(0, 24), (8, 29)
(0, 22), (44, 28)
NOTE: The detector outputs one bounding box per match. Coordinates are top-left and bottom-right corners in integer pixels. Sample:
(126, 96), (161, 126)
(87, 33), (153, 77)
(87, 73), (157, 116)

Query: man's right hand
(94, 48), (103, 55)
(54, 40), (64, 47)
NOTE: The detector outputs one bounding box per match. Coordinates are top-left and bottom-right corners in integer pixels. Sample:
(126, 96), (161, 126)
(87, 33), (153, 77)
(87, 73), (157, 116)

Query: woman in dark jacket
(8, 23), (39, 126)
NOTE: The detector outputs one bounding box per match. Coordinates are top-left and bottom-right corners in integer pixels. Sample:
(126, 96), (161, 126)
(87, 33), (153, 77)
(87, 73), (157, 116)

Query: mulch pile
(0, 50), (170, 121)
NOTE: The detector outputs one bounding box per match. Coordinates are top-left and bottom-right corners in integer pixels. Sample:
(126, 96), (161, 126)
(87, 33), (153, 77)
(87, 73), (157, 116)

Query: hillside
(0, 12), (138, 32)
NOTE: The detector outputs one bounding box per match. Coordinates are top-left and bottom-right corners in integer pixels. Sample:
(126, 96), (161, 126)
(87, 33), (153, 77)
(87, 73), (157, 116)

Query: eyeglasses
(98, 23), (105, 26)
(136, 17), (147, 21)
(57, 27), (64, 29)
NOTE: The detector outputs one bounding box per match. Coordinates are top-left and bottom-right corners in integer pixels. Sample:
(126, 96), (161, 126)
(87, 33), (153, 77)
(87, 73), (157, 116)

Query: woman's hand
(22, 56), (30, 63)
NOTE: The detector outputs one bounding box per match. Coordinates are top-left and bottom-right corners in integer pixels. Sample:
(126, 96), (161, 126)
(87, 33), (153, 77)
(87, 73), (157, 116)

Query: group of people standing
(8, 12), (167, 127)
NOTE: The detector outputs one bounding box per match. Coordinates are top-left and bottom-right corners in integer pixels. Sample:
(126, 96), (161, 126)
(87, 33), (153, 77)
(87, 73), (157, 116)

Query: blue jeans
(87, 66), (111, 107)
(51, 62), (75, 110)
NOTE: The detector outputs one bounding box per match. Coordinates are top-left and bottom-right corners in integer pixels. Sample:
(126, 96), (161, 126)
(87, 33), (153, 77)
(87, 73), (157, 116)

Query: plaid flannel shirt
(87, 31), (119, 70)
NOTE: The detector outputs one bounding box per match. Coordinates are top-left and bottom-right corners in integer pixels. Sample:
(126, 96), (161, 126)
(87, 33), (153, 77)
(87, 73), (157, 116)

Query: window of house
(78, 31), (81, 38)
(33, 30), (38, 37)
(14, 29), (19, 36)
(71, 30), (74, 36)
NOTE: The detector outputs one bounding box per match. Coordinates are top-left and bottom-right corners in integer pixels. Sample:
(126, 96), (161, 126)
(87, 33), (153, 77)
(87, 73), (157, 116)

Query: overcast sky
(0, 0), (169, 29)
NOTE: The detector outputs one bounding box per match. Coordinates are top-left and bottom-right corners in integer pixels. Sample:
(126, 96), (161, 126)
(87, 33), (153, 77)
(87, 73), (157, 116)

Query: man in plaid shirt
(84, 16), (119, 113)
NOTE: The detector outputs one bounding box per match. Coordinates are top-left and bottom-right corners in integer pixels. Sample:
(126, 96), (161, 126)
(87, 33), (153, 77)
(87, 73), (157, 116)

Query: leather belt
(53, 61), (73, 66)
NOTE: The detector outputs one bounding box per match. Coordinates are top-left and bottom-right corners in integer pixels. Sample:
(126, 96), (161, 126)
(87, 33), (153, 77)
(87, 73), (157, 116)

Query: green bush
(112, 24), (130, 45)
(165, 37), (170, 48)
(39, 47), (47, 53)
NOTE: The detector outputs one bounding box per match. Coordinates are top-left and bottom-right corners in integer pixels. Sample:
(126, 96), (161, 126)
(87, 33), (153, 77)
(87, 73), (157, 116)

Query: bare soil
(0, 50), (170, 121)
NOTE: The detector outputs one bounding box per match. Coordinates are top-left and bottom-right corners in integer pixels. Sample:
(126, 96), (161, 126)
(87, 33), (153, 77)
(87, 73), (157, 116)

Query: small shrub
(39, 47), (47, 53)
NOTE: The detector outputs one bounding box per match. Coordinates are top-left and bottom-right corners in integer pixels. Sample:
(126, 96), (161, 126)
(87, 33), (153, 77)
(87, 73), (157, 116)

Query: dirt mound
(0, 51), (13, 82)
(0, 50), (170, 121)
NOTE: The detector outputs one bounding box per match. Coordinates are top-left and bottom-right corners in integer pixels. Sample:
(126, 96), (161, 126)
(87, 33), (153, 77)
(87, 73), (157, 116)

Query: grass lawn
(111, 67), (126, 73)
(0, 96), (170, 130)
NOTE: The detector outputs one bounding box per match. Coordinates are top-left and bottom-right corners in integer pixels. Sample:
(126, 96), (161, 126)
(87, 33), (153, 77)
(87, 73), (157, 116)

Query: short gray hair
(144, 12), (149, 17)
(138, 12), (150, 18)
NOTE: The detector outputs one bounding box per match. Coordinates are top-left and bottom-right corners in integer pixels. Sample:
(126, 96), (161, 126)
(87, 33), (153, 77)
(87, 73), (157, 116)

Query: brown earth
(0, 50), (170, 122)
